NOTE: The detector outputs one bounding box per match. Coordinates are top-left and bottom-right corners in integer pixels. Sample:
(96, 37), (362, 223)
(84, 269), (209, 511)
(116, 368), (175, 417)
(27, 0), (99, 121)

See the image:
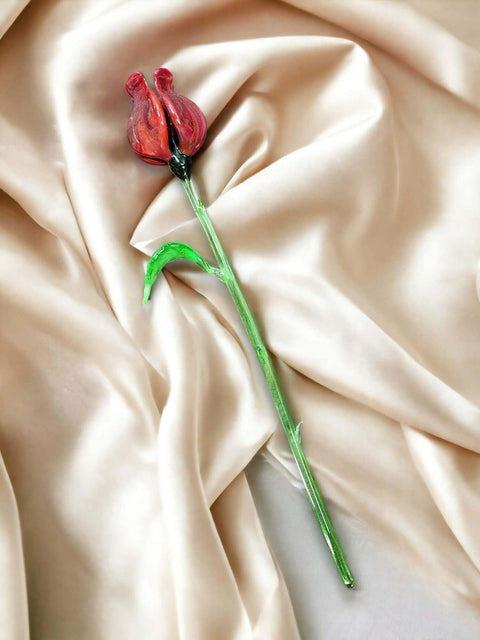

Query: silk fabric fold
(1, 1), (480, 637)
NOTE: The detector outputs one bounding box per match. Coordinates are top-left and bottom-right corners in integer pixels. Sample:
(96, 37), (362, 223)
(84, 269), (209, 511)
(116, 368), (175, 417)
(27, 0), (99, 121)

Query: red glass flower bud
(126, 68), (207, 178)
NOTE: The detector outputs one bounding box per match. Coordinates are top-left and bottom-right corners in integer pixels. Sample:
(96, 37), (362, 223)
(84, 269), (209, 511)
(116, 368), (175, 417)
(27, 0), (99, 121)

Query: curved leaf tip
(142, 241), (224, 304)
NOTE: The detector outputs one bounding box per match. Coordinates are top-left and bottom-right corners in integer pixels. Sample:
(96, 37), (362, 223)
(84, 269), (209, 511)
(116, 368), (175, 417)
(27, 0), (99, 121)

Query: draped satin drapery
(1, 1), (480, 637)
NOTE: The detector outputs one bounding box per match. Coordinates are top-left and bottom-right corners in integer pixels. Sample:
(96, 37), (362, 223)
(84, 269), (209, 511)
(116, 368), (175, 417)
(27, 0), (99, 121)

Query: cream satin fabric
(1, 1), (480, 637)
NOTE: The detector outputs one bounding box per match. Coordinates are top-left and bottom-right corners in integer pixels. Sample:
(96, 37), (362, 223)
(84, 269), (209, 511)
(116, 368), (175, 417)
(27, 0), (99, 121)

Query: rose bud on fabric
(126, 68), (207, 179)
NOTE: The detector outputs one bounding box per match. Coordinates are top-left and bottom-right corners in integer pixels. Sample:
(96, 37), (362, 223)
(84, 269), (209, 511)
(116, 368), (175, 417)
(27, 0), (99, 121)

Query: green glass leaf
(143, 241), (223, 303)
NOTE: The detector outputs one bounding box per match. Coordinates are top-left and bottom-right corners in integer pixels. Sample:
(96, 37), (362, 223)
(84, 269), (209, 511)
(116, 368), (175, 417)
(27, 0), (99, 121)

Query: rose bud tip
(153, 67), (174, 92)
(126, 71), (148, 99)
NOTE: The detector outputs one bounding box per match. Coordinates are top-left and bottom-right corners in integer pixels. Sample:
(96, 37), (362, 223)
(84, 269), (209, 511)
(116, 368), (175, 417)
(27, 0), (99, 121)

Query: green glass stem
(181, 177), (354, 588)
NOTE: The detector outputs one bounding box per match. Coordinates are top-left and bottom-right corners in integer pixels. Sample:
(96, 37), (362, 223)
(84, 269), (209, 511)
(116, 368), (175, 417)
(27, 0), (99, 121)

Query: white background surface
(246, 456), (480, 640)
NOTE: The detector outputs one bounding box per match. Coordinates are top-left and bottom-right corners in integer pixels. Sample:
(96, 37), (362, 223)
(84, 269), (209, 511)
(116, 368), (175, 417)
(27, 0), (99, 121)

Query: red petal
(153, 68), (207, 158)
(126, 72), (171, 163)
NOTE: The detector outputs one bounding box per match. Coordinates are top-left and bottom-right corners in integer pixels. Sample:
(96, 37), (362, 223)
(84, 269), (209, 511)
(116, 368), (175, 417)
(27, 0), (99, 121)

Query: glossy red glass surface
(126, 69), (207, 165)
(126, 72), (170, 165)
(153, 68), (207, 158)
